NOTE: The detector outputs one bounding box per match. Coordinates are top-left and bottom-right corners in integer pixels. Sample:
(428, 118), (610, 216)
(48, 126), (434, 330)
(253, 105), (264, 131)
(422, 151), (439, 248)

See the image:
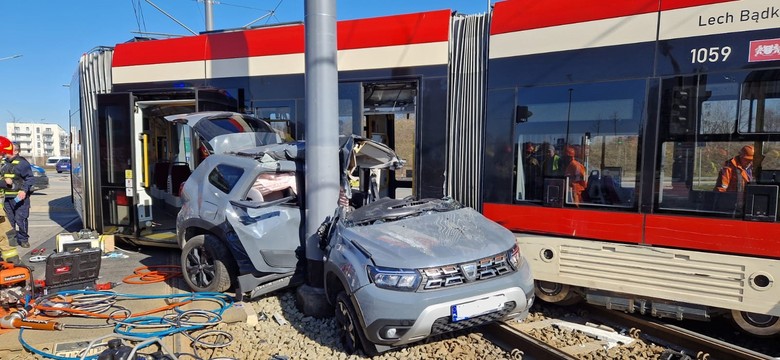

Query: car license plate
(451, 295), (506, 322)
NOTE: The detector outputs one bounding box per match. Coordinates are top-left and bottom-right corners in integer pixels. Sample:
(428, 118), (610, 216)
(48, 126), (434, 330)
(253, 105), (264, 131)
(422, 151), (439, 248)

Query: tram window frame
(253, 100), (296, 141)
(512, 80), (644, 209)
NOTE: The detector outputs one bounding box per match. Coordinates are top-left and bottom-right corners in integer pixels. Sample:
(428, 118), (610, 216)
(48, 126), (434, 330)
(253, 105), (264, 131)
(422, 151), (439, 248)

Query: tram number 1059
(690, 46), (732, 63)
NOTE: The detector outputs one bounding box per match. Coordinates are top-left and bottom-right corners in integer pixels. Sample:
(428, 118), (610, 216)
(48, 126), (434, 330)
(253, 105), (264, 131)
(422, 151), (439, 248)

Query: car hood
(164, 111), (281, 154)
(342, 207), (516, 269)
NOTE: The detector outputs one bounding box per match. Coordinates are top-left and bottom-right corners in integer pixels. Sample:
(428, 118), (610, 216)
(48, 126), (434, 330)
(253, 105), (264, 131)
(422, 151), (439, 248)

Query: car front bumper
(352, 260), (535, 347)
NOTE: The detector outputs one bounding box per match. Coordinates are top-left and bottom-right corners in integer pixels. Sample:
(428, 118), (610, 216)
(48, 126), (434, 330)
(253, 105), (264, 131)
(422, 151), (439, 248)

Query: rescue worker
(714, 145), (754, 193)
(563, 145), (587, 204)
(2, 141), (34, 249)
(522, 143), (542, 200)
(0, 137), (20, 263)
(542, 143), (561, 177)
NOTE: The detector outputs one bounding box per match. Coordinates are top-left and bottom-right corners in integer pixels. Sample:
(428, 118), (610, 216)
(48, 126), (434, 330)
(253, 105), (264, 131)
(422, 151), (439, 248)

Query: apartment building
(5, 122), (69, 165)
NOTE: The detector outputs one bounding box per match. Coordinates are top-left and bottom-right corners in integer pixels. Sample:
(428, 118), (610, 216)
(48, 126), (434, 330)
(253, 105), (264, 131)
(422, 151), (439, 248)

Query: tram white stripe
(489, 13), (657, 59)
(659, 0), (779, 40)
(113, 42), (449, 84)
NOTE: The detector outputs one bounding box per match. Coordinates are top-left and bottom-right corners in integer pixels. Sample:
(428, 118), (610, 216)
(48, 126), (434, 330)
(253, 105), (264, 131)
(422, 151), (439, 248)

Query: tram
(69, 0), (780, 335)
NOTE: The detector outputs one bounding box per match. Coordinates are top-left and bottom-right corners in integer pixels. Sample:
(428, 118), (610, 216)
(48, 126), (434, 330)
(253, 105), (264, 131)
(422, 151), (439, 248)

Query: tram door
(362, 82), (417, 199)
(95, 90), (236, 239)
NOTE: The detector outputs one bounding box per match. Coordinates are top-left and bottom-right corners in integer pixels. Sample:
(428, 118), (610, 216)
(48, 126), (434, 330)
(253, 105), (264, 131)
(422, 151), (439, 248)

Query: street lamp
(0, 54), (22, 61)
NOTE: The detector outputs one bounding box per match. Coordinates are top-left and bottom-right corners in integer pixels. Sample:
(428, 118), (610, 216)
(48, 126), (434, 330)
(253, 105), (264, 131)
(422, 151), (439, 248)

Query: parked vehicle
(45, 156), (68, 168)
(30, 164), (49, 192)
(55, 158), (71, 173)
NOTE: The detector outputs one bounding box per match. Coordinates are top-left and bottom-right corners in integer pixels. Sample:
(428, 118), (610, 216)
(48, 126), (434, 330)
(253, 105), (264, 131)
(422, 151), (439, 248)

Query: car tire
(181, 234), (236, 293)
(57, 170), (62, 173)
(335, 291), (378, 356)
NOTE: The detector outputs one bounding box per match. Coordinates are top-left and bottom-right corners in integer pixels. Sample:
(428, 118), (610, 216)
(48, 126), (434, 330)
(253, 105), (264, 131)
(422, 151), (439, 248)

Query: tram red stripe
(490, 0), (735, 35)
(644, 215), (780, 257)
(113, 10), (450, 67)
(483, 202), (780, 258)
(482, 203), (643, 243)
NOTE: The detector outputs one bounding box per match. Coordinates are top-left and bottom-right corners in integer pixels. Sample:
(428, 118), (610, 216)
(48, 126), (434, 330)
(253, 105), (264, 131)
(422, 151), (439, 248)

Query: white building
(5, 122), (69, 165)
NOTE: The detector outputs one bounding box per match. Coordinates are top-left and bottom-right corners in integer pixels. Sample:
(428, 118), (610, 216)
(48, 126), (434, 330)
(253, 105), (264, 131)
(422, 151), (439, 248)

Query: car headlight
(367, 266), (421, 291)
(508, 244), (523, 270)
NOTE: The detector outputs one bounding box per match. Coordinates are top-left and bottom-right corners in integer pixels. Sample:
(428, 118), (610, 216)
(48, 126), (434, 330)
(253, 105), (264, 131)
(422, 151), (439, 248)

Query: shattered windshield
(193, 115), (280, 153)
(345, 198), (462, 226)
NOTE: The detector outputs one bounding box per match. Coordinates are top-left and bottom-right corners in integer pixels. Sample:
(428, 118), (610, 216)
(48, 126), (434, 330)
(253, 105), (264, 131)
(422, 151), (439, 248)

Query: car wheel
(181, 234), (235, 292)
(57, 170), (62, 173)
(335, 291), (378, 356)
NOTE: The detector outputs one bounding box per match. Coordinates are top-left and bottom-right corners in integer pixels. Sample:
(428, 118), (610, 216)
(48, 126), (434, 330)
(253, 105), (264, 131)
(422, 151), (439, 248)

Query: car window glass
(208, 164), (244, 194)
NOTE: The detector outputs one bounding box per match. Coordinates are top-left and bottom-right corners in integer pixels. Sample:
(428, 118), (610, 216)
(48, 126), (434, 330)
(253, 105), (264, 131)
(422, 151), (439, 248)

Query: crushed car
(320, 196), (534, 355)
(173, 111), (534, 355)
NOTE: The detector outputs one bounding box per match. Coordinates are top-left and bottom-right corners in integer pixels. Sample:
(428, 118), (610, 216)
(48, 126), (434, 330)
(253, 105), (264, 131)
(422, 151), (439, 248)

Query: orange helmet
(0, 136), (13, 156)
(740, 145), (754, 161)
(565, 146), (577, 157)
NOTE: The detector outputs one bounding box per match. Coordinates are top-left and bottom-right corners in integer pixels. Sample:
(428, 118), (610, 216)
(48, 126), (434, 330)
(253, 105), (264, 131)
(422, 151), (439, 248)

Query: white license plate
(451, 295), (506, 322)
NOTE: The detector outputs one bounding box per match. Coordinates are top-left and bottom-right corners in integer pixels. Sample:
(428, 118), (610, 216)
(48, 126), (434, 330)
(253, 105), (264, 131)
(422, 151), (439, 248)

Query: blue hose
(18, 291), (234, 359)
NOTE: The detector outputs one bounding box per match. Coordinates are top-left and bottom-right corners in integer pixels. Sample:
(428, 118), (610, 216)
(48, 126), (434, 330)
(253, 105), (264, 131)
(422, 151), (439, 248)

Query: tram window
(208, 164), (244, 194)
(739, 73), (780, 133)
(254, 103), (296, 141)
(513, 80), (643, 208)
(658, 141), (780, 215)
(700, 76), (740, 135)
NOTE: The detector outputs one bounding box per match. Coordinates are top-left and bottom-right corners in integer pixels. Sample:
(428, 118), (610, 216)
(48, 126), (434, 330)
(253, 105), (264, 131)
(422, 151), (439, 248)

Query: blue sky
(0, 0), (493, 134)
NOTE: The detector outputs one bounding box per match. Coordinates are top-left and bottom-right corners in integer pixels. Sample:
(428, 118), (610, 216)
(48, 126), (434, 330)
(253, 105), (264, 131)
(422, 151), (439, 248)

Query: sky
(0, 0), (494, 134)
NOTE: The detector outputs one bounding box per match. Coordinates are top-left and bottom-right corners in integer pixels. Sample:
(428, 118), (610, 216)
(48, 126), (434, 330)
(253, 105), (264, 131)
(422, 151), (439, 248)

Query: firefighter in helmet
(0, 136), (20, 263)
(1, 139), (34, 249)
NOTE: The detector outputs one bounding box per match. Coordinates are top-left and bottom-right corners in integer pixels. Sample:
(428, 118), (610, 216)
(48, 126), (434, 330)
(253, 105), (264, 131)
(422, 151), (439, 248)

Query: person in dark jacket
(2, 143), (35, 248)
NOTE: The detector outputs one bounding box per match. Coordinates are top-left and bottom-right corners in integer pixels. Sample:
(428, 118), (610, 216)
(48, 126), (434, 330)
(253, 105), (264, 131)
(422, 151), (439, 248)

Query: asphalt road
(23, 171), (81, 254)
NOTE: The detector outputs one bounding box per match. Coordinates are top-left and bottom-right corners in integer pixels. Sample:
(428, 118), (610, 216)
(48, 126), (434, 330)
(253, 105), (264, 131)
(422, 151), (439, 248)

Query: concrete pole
(297, 0), (339, 317)
(205, 0), (214, 31)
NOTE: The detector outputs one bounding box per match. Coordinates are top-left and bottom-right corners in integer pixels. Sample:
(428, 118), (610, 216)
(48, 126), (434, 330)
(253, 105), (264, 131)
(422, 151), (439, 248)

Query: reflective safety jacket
(714, 156), (752, 192)
(1, 156), (34, 197)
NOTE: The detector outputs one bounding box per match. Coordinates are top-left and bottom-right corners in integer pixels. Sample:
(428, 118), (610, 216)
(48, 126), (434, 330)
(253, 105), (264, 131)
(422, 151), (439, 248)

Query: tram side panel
(483, 0), (780, 326)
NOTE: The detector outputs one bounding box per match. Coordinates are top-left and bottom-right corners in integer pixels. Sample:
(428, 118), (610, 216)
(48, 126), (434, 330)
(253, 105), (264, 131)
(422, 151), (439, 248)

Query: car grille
(419, 251), (514, 291)
(430, 301), (516, 336)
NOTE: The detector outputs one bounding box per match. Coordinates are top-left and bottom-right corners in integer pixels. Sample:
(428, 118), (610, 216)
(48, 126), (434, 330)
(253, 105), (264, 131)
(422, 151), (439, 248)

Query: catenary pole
(205, 0), (214, 31)
(300, 0), (339, 313)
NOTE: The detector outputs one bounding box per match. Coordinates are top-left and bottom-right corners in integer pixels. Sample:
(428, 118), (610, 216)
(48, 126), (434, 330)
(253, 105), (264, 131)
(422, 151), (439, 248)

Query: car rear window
(208, 164), (244, 194)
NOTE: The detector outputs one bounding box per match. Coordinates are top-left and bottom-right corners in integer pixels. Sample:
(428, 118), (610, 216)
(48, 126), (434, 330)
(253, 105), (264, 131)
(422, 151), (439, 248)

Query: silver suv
(321, 197), (534, 355)
(174, 112), (534, 355)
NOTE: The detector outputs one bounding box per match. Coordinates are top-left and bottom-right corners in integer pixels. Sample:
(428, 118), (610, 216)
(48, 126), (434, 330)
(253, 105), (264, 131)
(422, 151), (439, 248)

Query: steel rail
(586, 306), (774, 360)
(482, 322), (578, 360)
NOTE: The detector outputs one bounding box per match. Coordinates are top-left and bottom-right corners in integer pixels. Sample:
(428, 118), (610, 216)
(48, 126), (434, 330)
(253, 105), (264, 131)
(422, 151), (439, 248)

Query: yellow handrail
(142, 133), (149, 188)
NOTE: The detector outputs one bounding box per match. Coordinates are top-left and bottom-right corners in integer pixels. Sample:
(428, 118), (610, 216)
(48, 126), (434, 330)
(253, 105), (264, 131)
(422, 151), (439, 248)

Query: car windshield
(344, 197), (462, 226)
(193, 115), (279, 153)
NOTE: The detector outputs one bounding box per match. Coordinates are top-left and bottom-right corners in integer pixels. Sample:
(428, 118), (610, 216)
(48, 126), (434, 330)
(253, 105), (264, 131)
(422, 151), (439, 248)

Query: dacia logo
(460, 263), (477, 282)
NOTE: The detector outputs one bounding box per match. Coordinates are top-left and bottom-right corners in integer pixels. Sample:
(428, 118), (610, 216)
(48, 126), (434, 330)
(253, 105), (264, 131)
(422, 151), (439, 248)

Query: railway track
(584, 306), (774, 360)
(482, 304), (775, 360)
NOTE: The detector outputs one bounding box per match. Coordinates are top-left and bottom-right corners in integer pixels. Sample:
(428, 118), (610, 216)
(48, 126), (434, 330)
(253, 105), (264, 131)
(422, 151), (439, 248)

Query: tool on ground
(0, 309), (63, 330)
(29, 248), (49, 262)
(85, 334), (178, 360)
(0, 261), (32, 309)
(45, 248), (102, 293)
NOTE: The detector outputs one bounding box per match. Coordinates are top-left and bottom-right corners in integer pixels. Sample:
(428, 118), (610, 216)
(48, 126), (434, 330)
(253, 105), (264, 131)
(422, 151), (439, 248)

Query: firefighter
(0, 136), (20, 263)
(1, 140), (34, 249)
(714, 145), (754, 193)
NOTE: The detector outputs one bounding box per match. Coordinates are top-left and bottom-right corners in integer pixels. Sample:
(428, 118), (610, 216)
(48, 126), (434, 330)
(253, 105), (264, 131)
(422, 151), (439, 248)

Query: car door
(225, 161), (302, 274)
